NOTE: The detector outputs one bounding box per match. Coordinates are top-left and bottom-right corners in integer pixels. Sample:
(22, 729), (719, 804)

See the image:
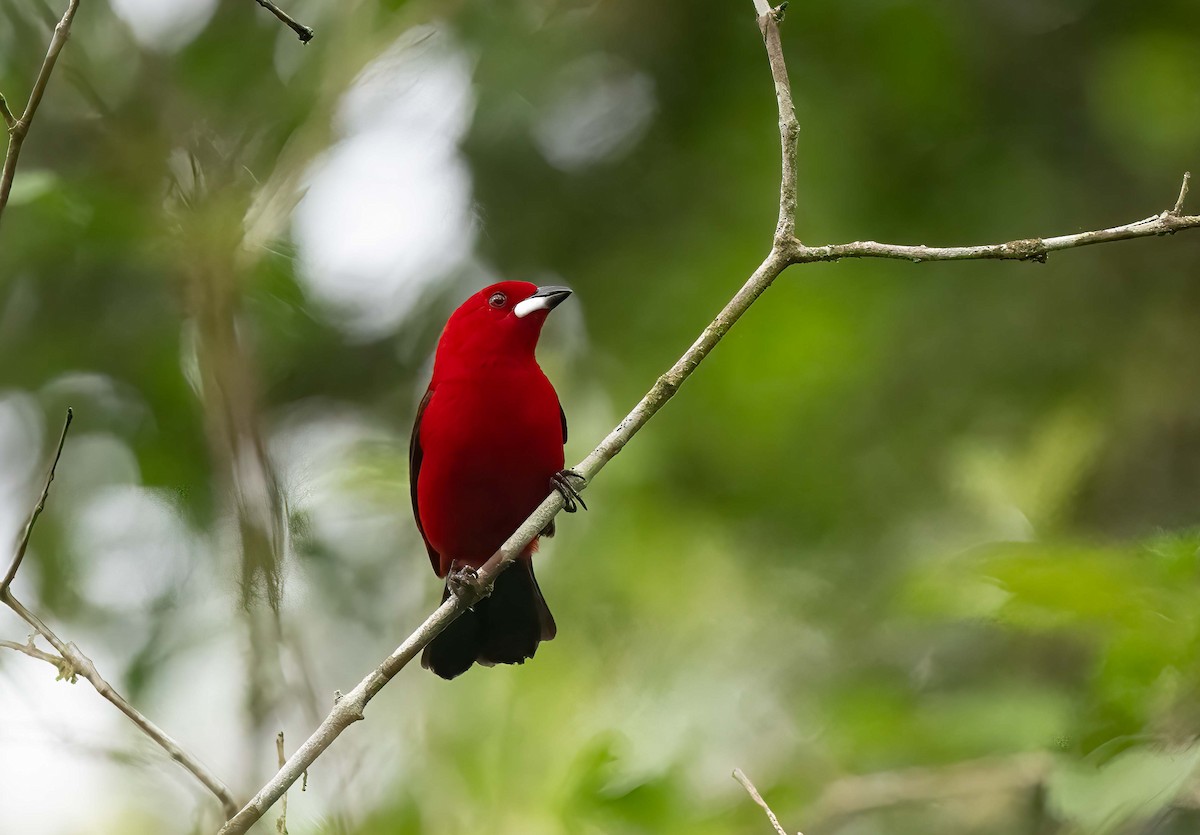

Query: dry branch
(0, 410), (240, 819)
(219, 5), (800, 832)
(0, 0), (82, 228)
(217, 3), (1200, 831)
(0, 635), (73, 678)
(789, 174), (1199, 265)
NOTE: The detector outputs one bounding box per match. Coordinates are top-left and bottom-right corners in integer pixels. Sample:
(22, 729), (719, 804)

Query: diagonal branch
(1, 592), (241, 816)
(0, 0), (83, 229)
(789, 172), (1199, 264)
(219, 3), (1198, 832)
(1, 410), (240, 819)
(250, 0), (315, 43)
(218, 5), (804, 833)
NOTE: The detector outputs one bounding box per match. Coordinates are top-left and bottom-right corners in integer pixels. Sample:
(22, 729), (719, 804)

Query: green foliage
(2, 0), (1200, 833)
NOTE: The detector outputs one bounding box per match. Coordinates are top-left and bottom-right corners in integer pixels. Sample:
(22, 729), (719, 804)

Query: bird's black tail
(421, 559), (556, 680)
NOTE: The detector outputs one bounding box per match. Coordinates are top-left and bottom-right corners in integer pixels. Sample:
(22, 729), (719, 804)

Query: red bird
(410, 281), (583, 679)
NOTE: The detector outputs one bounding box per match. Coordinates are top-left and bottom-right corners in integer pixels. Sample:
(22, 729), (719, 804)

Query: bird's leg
(550, 469), (588, 513)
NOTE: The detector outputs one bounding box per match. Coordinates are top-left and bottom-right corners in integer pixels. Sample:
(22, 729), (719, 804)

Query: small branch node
(999, 237), (1047, 262)
(332, 690), (365, 721)
(343, 695), (366, 722)
(771, 1), (789, 22)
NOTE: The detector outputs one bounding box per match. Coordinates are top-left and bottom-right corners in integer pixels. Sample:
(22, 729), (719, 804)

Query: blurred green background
(2, 0), (1200, 833)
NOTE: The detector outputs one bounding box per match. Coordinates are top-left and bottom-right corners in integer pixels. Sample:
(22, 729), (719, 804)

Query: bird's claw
(550, 469), (588, 513)
(447, 563), (481, 601)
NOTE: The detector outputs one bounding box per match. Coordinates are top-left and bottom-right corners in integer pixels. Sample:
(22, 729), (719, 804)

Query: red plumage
(410, 280), (572, 679)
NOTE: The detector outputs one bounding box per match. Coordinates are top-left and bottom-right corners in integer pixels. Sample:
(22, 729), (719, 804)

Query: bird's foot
(550, 469), (588, 513)
(447, 562), (483, 602)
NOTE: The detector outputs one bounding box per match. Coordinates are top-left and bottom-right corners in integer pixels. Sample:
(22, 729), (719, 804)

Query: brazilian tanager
(410, 281), (582, 679)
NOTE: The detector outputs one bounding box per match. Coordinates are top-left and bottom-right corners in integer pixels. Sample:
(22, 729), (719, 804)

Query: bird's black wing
(409, 387), (441, 574)
(541, 400), (570, 540)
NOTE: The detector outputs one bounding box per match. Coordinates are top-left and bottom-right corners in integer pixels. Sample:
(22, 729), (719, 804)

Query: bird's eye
(488, 292), (507, 309)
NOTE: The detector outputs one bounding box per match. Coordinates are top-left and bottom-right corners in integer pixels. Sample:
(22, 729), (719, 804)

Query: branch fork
(0, 0), (83, 228)
(219, 7), (1200, 830)
(2, 1), (1197, 832)
(1, 410), (241, 819)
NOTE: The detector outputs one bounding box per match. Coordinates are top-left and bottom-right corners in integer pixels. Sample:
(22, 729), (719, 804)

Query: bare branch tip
(733, 767), (798, 835)
(1, 407), (75, 594)
(1173, 171), (1191, 216)
(0, 94), (14, 130)
(251, 0), (315, 43)
(276, 731), (289, 835)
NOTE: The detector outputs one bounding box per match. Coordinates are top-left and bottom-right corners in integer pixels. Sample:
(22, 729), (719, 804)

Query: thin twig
(1173, 171), (1192, 216)
(276, 732), (289, 834)
(221, 250), (793, 835)
(1, 408), (72, 596)
(733, 768), (796, 835)
(250, 0), (314, 43)
(0, 94), (15, 130)
(218, 2), (1200, 829)
(1, 591), (241, 816)
(0, 410), (240, 818)
(758, 5), (799, 246)
(0, 0), (83, 228)
(220, 274), (804, 832)
(790, 193), (1200, 265)
(219, 5), (803, 832)
(0, 635), (74, 679)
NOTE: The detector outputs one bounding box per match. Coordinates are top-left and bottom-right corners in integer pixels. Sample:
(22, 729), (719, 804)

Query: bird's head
(434, 281), (573, 376)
